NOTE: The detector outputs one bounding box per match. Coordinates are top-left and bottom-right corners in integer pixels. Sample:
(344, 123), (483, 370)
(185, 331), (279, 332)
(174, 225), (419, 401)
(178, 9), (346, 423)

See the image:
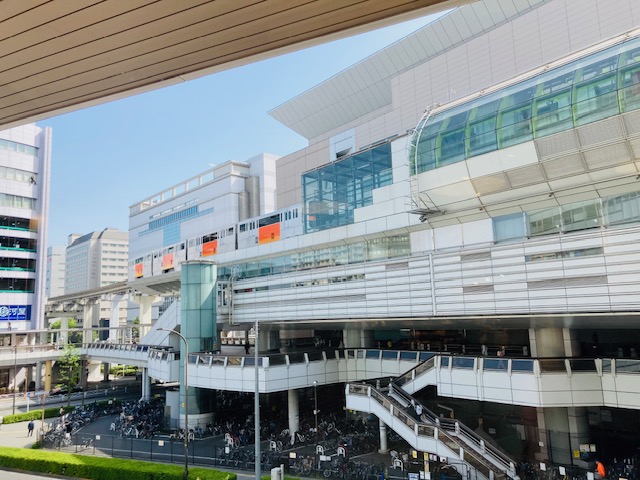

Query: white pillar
(134, 294), (157, 339)
(109, 294), (125, 343)
(60, 317), (69, 345)
(288, 389), (300, 440)
(379, 419), (389, 453)
(35, 361), (43, 390)
(344, 329), (374, 348)
(141, 367), (151, 401)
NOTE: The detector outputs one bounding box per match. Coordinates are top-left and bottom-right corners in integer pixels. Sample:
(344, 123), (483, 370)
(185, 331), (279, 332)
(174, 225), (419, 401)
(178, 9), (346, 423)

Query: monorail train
(129, 205), (302, 281)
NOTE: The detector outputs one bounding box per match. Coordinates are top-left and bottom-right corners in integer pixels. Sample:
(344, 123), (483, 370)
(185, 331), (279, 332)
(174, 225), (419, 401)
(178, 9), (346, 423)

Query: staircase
(346, 356), (517, 480)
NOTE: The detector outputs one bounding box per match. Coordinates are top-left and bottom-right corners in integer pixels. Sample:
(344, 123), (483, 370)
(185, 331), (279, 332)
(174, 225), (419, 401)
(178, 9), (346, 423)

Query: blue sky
(40, 12), (444, 248)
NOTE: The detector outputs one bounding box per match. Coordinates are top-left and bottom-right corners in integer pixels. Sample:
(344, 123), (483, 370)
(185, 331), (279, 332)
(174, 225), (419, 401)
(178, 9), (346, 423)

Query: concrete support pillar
(82, 301), (99, 344)
(257, 329), (271, 352)
(109, 294), (124, 343)
(529, 328), (564, 357)
(344, 329), (374, 349)
(86, 361), (101, 382)
(531, 328), (590, 468)
(141, 368), (151, 401)
(378, 419), (389, 453)
(133, 294), (157, 340)
(35, 361), (43, 390)
(60, 317), (69, 346)
(288, 389), (300, 442)
(44, 360), (52, 392)
(103, 362), (110, 382)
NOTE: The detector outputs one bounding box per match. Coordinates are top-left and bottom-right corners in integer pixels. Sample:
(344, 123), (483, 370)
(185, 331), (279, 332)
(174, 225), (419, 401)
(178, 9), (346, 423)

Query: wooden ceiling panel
(0, 0), (465, 128)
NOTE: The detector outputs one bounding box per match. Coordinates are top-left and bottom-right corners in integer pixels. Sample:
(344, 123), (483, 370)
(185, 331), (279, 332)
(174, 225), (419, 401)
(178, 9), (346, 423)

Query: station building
(127, 0), (640, 469)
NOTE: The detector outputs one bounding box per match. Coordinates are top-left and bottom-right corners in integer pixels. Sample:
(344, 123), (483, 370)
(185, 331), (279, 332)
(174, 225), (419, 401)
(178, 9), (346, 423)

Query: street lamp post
(313, 381), (319, 444)
(159, 328), (189, 480)
(254, 317), (261, 480)
(12, 345), (17, 415)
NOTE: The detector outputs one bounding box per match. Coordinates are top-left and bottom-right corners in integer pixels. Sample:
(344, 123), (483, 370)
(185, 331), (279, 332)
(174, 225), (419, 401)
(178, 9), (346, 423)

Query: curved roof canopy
(0, 0), (469, 130)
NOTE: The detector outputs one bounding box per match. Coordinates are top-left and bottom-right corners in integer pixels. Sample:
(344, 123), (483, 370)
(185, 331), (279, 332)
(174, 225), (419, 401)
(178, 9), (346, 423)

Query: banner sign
(0, 305), (31, 320)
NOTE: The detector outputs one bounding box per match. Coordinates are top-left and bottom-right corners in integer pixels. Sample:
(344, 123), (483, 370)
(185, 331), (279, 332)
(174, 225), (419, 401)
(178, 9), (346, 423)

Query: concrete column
(60, 317), (69, 345)
(378, 419), (389, 453)
(288, 389), (300, 442)
(82, 301), (99, 343)
(344, 329), (375, 349)
(257, 329), (271, 352)
(531, 328), (590, 467)
(141, 368), (151, 401)
(35, 361), (43, 390)
(86, 361), (102, 382)
(44, 360), (52, 392)
(103, 362), (110, 382)
(529, 328), (564, 357)
(133, 294), (157, 340)
(109, 294), (124, 343)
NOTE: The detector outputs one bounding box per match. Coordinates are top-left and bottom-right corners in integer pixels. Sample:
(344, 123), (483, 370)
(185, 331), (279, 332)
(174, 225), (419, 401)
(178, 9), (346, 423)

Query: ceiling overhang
(0, 0), (470, 130)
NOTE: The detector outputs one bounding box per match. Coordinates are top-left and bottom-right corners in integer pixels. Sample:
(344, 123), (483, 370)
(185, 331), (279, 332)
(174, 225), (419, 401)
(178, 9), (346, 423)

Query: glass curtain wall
(303, 143), (393, 233)
(414, 35), (640, 173)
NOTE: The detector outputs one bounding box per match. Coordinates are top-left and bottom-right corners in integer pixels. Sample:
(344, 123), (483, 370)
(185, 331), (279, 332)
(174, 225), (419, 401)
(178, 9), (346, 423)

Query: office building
(45, 245), (65, 299)
(0, 124), (51, 334)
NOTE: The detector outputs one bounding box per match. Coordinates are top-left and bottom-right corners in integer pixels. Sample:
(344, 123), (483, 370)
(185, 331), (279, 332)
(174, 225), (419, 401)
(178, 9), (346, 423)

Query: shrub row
(0, 446), (237, 480)
(2, 399), (121, 424)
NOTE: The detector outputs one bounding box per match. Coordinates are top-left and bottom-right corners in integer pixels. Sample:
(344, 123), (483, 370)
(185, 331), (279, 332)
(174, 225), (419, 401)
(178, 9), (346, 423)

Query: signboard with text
(0, 305), (31, 321)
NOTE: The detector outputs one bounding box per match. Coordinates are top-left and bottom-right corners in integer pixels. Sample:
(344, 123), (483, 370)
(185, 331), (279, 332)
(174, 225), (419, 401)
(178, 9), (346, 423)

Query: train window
(240, 224), (246, 232)
(228, 227), (234, 235)
(259, 213), (281, 227)
(251, 221), (256, 230)
(188, 239), (195, 247)
(180, 243), (185, 250)
(202, 233), (218, 243)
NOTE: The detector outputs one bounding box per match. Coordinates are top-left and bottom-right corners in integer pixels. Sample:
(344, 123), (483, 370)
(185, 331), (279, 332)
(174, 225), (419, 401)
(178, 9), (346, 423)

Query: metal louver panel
(576, 117), (625, 148)
(542, 154), (586, 179)
(629, 138), (640, 159)
(506, 164), (546, 187)
(535, 130), (579, 159)
(622, 110), (640, 137)
(583, 143), (631, 170)
(471, 173), (510, 195)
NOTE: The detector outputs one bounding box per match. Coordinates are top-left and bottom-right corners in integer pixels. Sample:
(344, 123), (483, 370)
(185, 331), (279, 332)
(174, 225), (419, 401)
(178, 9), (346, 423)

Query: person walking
(27, 420), (34, 437)
(244, 342), (250, 354)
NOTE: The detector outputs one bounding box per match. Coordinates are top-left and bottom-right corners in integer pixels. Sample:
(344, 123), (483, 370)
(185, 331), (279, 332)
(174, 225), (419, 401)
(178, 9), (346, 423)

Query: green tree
(49, 318), (82, 345)
(132, 317), (140, 342)
(56, 344), (81, 406)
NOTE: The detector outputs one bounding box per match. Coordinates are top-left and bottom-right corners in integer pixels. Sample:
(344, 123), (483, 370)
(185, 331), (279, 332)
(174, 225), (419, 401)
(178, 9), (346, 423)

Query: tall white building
(65, 228), (128, 294)
(0, 124), (51, 332)
(45, 245), (65, 299)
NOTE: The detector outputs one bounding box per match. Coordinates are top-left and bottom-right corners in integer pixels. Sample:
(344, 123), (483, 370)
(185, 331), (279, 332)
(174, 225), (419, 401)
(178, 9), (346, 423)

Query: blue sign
(0, 305), (31, 320)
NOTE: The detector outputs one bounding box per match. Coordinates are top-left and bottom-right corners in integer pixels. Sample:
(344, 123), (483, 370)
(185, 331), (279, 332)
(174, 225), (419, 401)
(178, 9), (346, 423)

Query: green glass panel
(574, 75), (618, 125)
(619, 66), (640, 112)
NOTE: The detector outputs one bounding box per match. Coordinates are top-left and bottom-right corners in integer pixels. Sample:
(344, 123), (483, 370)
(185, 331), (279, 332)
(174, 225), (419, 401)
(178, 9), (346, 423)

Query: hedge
(3, 399), (121, 424)
(2, 406), (73, 425)
(0, 446), (236, 480)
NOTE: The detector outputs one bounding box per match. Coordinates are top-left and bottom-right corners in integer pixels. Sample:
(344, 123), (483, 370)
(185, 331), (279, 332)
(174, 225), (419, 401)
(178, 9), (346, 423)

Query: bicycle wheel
(324, 469), (333, 478)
